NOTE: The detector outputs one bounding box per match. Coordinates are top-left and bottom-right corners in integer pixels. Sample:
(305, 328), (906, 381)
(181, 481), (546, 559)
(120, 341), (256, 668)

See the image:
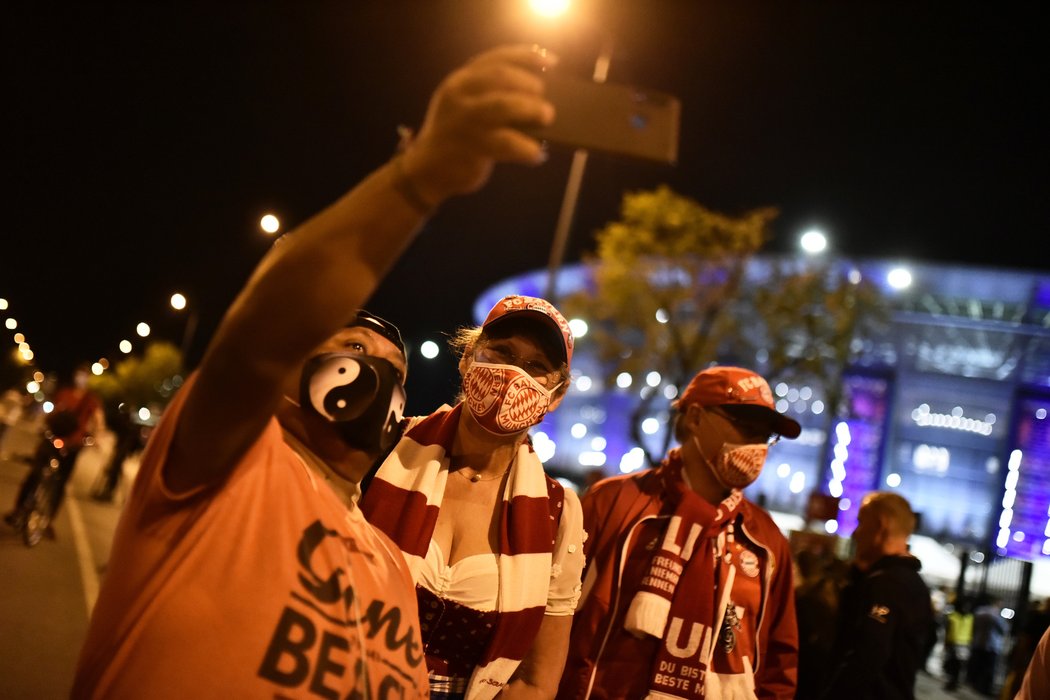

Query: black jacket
(819, 555), (933, 700)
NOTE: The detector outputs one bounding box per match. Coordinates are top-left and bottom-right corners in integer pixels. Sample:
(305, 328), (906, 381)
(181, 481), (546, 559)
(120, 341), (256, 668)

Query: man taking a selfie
(72, 43), (560, 698)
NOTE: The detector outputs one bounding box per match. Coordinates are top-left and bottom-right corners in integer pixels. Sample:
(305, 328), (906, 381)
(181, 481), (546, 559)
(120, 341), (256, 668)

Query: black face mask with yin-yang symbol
(299, 352), (406, 456)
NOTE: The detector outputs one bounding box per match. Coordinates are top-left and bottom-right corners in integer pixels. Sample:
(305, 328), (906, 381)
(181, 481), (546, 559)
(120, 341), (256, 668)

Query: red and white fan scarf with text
(624, 450), (743, 699)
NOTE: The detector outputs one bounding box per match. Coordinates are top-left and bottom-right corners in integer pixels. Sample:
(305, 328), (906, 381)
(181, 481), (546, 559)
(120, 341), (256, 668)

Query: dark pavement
(0, 423), (123, 699)
(915, 658), (1001, 700)
(0, 419), (1006, 700)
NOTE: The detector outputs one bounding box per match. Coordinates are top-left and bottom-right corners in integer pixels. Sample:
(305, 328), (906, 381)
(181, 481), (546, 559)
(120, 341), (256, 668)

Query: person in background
(4, 363), (102, 539)
(794, 548), (848, 698)
(944, 594), (975, 691)
(0, 386), (26, 458)
(557, 365), (801, 700)
(998, 597), (1050, 699)
(924, 584), (950, 674)
(969, 593), (1007, 695)
(71, 43), (561, 698)
(821, 491), (934, 700)
(361, 294), (586, 699)
(91, 400), (142, 503)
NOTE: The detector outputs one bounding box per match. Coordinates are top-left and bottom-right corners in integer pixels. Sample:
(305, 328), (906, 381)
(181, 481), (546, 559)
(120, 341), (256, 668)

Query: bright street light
(568, 318), (588, 338)
(800, 229), (828, 255)
(170, 292), (187, 310)
(420, 340), (440, 359)
(136, 322), (151, 338)
(887, 267), (913, 290)
(529, 0), (570, 17)
(260, 214), (281, 235)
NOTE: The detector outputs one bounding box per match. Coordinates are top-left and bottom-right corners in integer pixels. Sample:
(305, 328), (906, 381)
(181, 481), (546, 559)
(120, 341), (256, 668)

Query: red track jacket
(558, 468), (798, 699)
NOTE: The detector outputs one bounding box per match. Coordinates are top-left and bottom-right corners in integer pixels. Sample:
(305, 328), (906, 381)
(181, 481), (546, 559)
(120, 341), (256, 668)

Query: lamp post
(171, 292), (198, 362)
(532, 0), (614, 303)
(260, 213), (281, 236)
(544, 34), (613, 303)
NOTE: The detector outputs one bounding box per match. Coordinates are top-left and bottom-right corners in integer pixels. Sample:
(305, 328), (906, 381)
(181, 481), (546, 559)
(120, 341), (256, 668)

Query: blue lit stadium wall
(474, 260), (1050, 561)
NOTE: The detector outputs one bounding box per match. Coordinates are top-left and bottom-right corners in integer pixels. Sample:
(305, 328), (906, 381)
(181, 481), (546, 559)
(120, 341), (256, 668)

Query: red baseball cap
(482, 295), (574, 370)
(676, 366), (801, 439)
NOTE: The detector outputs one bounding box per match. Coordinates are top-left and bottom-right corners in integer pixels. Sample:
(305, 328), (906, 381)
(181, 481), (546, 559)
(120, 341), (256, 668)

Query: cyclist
(91, 399), (142, 503)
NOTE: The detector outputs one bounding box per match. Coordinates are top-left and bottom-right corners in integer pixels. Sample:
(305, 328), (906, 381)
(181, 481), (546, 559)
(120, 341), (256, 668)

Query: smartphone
(528, 73), (681, 165)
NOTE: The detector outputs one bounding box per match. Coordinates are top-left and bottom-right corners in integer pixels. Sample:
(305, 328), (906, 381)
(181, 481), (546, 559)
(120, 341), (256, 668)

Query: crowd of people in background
(0, 367), (154, 539)
(4, 354), (1048, 698)
(4, 41), (1050, 700)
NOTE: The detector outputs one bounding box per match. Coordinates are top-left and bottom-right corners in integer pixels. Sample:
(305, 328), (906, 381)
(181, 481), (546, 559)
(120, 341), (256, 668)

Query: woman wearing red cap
(557, 365), (800, 700)
(361, 294), (586, 700)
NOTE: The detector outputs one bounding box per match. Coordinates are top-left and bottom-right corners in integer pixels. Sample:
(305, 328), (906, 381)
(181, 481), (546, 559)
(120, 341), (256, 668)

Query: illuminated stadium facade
(475, 259), (1050, 564)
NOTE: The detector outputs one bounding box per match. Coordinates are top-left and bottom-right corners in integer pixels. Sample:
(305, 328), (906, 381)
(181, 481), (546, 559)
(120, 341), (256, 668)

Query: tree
(561, 185), (892, 473)
(750, 261), (890, 483)
(560, 185), (778, 465)
(89, 340), (184, 413)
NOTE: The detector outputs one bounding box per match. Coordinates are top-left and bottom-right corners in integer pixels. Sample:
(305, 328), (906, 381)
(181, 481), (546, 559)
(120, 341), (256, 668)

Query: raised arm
(166, 45), (557, 493)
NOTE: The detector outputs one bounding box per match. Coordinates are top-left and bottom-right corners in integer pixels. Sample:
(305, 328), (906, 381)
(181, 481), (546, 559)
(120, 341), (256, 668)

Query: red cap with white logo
(676, 365), (801, 439)
(482, 295), (574, 370)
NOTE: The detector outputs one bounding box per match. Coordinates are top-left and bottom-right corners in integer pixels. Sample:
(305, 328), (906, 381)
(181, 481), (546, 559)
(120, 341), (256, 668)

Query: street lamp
(529, 0), (570, 18)
(800, 229), (828, 256)
(533, 2), (615, 303)
(886, 267), (913, 290)
(171, 291), (199, 361)
(260, 213), (281, 235)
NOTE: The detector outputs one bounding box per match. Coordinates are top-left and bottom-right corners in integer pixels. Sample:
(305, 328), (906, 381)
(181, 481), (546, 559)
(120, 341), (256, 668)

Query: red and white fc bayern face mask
(699, 437), (769, 489)
(463, 361), (558, 435)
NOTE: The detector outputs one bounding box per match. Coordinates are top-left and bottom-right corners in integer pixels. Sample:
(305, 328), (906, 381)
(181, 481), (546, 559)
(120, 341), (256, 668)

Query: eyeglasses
(707, 405), (781, 447)
(473, 342), (562, 388)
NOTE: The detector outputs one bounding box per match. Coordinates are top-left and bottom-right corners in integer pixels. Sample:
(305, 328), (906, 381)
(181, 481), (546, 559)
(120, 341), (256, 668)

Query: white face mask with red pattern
(698, 438), (769, 489)
(462, 361), (559, 435)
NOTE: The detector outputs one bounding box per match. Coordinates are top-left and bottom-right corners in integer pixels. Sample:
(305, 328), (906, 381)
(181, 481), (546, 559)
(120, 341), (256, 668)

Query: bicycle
(7, 432), (69, 547)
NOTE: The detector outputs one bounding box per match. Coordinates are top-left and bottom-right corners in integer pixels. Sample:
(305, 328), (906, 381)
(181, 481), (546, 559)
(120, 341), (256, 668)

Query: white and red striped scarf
(624, 450), (744, 699)
(360, 403), (562, 699)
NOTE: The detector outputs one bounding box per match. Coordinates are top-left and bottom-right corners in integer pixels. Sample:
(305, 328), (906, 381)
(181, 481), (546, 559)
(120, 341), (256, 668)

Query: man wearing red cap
(557, 366), (800, 700)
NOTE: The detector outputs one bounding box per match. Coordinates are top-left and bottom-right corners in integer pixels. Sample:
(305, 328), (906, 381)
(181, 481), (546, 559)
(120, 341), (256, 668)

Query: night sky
(3, 1), (1045, 412)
